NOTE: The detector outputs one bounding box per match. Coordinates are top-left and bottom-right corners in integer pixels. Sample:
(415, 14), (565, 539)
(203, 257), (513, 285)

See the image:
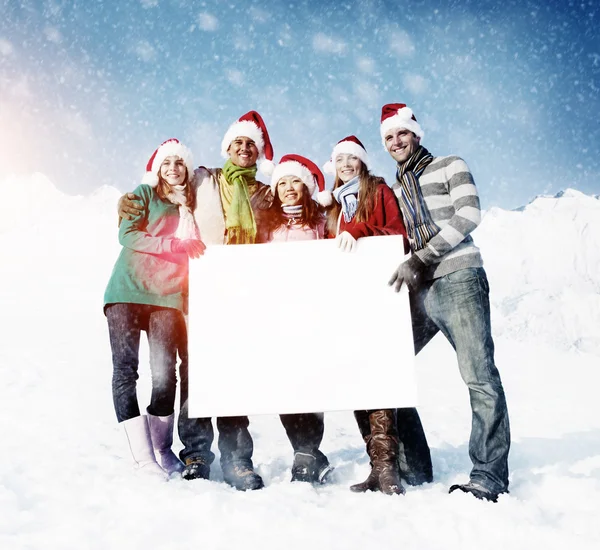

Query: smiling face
(160, 155), (187, 186)
(383, 128), (421, 164)
(335, 154), (362, 183)
(277, 175), (305, 206)
(227, 136), (259, 168)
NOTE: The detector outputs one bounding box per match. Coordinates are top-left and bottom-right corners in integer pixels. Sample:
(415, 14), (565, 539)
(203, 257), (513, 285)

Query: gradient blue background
(1, 0), (598, 209)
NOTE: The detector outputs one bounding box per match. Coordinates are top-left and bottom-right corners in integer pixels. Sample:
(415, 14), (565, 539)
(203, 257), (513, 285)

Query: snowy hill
(1, 176), (599, 550)
(476, 189), (600, 354)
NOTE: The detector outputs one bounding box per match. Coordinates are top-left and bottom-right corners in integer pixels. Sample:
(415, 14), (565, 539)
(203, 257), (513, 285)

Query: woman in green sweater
(104, 138), (205, 479)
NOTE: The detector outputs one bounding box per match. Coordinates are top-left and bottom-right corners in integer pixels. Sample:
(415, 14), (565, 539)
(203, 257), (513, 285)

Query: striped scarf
(282, 204), (303, 226)
(395, 146), (438, 252)
(333, 176), (360, 223)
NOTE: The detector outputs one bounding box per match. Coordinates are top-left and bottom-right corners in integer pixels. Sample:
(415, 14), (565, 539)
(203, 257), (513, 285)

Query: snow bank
(2, 175), (600, 550)
(476, 188), (600, 354)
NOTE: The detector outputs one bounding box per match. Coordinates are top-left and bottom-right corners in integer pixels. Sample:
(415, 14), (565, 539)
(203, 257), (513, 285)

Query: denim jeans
(280, 413), (324, 454)
(410, 267), (511, 493)
(176, 322), (255, 467)
(106, 303), (183, 423)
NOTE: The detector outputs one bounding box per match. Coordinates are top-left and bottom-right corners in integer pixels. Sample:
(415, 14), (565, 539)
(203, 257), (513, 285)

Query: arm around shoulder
(117, 190), (145, 222)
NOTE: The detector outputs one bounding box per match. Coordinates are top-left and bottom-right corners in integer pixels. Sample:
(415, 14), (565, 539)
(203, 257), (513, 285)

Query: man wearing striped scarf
(384, 103), (511, 503)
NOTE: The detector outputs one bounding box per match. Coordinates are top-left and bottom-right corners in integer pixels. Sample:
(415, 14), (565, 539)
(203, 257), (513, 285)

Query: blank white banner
(187, 235), (418, 417)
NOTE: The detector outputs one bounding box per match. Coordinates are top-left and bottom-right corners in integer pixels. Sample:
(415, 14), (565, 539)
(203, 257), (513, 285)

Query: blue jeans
(177, 322), (253, 468)
(410, 267), (510, 493)
(106, 303), (183, 423)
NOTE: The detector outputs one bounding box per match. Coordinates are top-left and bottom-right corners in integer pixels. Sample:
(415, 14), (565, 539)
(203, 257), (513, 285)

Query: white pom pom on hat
(259, 158), (276, 177)
(142, 138), (194, 187)
(379, 103), (424, 147)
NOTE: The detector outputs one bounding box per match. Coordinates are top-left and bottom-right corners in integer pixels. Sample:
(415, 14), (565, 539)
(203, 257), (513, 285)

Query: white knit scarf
(166, 184), (200, 240)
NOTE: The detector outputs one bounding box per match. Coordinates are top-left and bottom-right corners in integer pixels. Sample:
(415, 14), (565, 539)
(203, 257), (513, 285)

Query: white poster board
(187, 235), (417, 417)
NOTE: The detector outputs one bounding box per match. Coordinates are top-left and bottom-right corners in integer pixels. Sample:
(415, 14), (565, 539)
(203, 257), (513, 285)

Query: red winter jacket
(336, 184), (407, 243)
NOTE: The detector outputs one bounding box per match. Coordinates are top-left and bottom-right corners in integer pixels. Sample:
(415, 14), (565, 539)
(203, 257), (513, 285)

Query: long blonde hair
(325, 161), (384, 236)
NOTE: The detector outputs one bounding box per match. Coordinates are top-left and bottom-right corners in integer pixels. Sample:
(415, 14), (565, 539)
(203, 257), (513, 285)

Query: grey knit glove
(388, 254), (427, 292)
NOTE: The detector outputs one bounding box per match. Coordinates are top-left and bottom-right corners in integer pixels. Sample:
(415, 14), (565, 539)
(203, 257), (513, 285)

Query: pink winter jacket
(268, 219), (326, 243)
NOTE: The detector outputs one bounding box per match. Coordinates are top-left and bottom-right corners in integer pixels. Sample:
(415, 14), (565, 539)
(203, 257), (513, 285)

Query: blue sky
(1, 0), (598, 209)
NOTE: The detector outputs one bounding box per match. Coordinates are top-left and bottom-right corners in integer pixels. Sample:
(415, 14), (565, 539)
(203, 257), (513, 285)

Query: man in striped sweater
(384, 103), (511, 503)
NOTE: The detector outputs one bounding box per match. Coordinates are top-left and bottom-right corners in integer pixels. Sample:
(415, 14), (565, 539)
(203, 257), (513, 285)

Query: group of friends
(104, 102), (511, 502)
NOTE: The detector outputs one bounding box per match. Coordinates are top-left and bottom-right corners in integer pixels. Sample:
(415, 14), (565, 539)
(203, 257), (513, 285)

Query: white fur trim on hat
(317, 189), (333, 207)
(259, 158), (276, 176)
(143, 141), (194, 187)
(271, 160), (317, 196)
(220, 120), (265, 159)
(380, 106), (424, 146)
(323, 140), (369, 175)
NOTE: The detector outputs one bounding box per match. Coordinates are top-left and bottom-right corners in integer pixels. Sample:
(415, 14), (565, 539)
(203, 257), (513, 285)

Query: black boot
(182, 457), (211, 481)
(449, 481), (503, 503)
(291, 450), (334, 484)
(222, 460), (264, 491)
(280, 413), (333, 484)
(218, 416), (264, 491)
(350, 409), (405, 496)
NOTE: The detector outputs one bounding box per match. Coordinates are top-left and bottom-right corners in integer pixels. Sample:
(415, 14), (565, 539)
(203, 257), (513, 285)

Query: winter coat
(335, 183), (408, 241)
(403, 155), (483, 279)
(104, 184), (189, 314)
(269, 218), (326, 242)
(193, 166), (273, 245)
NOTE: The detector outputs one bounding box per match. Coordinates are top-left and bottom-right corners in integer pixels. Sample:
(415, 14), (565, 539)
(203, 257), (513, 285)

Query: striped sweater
(393, 155), (483, 280)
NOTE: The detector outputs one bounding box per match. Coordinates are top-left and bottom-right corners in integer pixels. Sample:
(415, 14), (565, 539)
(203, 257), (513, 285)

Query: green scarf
(220, 159), (258, 244)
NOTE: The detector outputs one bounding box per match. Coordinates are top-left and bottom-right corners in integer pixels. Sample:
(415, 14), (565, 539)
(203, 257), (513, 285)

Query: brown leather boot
(350, 409), (405, 496)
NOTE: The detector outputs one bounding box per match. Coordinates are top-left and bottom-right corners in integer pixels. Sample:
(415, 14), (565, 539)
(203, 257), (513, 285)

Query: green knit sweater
(104, 184), (189, 314)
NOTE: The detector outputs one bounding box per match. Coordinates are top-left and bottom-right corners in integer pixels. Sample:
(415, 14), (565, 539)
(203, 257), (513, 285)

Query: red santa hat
(271, 154), (333, 207)
(322, 135), (369, 175)
(142, 138), (194, 187)
(220, 110), (275, 175)
(379, 103), (424, 146)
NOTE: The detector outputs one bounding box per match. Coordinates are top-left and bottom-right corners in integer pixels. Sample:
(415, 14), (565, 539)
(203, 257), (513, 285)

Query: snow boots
(350, 409), (405, 496)
(280, 412), (334, 484)
(147, 412), (185, 476)
(355, 406), (432, 486)
(218, 416), (264, 491)
(449, 481), (504, 503)
(222, 461), (264, 491)
(122, 415), (168, 479)
(181, 457), (211, 481)
(291, 450), (335, 484)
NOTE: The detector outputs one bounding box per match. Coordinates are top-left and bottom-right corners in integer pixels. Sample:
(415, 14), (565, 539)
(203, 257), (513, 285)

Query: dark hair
(325, 161), (383, 237)
(267, 184), (325, 234)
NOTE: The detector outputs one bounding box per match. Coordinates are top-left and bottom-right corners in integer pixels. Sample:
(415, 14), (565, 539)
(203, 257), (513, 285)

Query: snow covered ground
(1, 175), (599, 550)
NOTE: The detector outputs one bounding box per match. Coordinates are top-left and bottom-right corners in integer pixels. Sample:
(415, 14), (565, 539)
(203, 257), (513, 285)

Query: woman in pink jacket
(265, 154), (334, 484)
(266, 153), (331, 243)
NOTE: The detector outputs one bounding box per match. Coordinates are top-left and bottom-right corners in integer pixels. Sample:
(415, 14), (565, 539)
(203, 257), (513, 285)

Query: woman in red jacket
(324, 136), (407, 250)
(322, 135), (433, 495)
